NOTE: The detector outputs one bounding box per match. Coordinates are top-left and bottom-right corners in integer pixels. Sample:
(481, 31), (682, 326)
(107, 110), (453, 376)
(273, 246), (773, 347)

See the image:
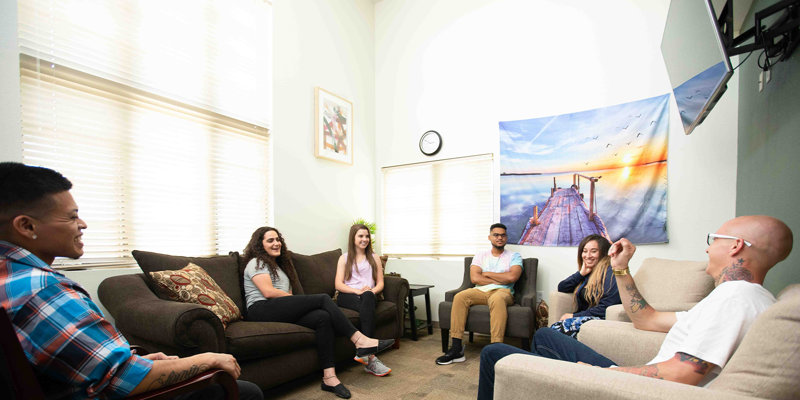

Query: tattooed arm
(611, 352), (715, 385)
(609, 238), (676, 332)
(128, 352), (241, 395)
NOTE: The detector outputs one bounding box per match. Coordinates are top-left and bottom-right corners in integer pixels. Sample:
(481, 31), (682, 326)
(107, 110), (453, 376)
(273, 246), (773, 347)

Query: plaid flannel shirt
(0, 241), (152, 399)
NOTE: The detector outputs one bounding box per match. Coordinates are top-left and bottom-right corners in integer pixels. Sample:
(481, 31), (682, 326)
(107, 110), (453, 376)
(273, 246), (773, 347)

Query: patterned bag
(535, 299), (549, 329)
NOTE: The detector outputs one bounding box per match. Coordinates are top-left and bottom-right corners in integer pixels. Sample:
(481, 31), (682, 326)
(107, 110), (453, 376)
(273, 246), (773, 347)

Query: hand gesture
(609, 238), (636, 270)
(579, 263), (593, 276)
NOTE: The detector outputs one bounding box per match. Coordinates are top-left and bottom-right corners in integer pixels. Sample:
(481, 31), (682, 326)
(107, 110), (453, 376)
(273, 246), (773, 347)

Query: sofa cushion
(708, 284), (800, 400)
(149, 263), (242, 328)
(225, 320), (317, 361)
(132, 250), (245, 313)
(291, 249), (342, 296)
(634, 258), (714, 310)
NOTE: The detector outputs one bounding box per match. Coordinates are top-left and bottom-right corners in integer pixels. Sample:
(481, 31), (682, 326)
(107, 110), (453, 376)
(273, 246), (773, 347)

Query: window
(381, 154), (494, 256)
(17, 0), (273, 267)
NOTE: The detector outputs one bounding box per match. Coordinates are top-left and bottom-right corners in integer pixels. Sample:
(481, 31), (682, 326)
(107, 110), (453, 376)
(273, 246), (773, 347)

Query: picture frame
(314, 87), (353, 165)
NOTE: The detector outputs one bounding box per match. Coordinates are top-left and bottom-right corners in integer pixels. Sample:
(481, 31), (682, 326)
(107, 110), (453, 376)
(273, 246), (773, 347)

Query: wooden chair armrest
(127, 369), (238, 400)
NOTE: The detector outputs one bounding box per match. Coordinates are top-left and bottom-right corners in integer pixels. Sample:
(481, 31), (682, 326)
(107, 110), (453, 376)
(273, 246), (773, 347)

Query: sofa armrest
(605, 304), (630, 321)
(444, 283), (472, 302)
(98, 274), (226, 354)
(520, 293), (536, 309)
(576, 320), (666, 366)
(382, 275), (409, 340)
(547, 291), (574, 326)
(494, 354), (756, 400)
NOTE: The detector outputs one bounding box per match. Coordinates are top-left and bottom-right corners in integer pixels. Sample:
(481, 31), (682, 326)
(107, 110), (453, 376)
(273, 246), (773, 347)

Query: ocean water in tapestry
(500, 94), (670, 246)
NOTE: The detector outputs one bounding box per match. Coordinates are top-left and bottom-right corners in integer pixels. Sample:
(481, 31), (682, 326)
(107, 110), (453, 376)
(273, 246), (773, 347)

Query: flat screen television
(661, 0), (733, 135)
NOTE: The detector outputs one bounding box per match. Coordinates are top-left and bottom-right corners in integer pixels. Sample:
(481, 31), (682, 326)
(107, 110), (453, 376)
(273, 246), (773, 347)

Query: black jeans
(247, 294), (358, 369)
(336, 291), (377, 337)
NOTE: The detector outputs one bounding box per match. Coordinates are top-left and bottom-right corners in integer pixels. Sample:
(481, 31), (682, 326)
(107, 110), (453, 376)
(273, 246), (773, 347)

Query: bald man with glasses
(478, 215), (793, 400)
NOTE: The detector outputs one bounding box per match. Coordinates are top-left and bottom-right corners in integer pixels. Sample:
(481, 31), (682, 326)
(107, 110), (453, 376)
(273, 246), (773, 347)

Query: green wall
(736, 0), (800, 294)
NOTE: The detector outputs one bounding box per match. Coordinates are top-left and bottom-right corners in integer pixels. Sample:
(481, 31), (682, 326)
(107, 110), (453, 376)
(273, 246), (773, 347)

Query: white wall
(374, 0), (740, 321)
(1, 0), (21, 162)
(0, 1), (379, 317)
(0, 0), (742, 325)
(272, 0), (378, 254)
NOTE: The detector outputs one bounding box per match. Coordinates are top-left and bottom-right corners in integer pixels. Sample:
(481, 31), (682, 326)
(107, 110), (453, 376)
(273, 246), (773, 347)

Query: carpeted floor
(263, 328), (519, 399)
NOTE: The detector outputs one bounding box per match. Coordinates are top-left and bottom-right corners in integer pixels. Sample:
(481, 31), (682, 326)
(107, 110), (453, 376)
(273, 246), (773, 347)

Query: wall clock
(419, 130), (442, 156)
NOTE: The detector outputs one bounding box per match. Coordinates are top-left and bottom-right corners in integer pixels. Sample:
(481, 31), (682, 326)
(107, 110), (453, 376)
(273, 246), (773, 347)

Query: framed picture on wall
(314, 87), (353, 165)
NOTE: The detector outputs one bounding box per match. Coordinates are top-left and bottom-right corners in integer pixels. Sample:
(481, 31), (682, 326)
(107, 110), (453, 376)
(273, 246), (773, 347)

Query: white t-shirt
(647, 280), (775, 386)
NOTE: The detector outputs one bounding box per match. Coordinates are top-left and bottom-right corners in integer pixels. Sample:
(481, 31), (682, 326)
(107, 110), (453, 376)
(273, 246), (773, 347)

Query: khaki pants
(450, 287), (513, 343)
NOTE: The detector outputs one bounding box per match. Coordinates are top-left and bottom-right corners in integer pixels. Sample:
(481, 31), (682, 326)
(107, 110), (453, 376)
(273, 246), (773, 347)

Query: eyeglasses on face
(491, 233), (508, 238)
(707, 233), (752, 247)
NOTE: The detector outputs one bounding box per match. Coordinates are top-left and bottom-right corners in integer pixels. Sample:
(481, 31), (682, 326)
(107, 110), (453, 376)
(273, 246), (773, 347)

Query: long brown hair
(575, 234), (612, 308)
(344, 224), (379, 283)
(243, 226), (299, 284)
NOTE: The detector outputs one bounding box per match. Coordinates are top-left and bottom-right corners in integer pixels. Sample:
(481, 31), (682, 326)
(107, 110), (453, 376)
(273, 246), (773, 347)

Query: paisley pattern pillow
(149, 263), (241, 327)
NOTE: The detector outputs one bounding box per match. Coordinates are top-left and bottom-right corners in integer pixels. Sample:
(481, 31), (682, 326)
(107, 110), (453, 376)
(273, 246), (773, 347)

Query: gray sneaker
(364, 356), (392, 376)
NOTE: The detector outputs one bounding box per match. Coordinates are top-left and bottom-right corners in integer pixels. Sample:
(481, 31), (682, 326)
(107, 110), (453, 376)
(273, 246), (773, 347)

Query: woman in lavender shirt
(335, 224), (392, 377)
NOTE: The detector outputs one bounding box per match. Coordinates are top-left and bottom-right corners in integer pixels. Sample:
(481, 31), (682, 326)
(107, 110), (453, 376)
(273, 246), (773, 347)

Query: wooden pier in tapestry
(518, 173), (610, 246)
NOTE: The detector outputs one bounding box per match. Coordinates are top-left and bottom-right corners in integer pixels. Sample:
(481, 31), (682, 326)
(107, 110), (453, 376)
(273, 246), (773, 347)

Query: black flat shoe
(321, 382), (351, 399)
(356, 338), (395, 357)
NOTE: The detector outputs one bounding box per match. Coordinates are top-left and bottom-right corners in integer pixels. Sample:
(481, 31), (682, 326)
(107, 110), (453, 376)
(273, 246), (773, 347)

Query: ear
(728, 239), (747, 256)
(10, 215), (37, 240)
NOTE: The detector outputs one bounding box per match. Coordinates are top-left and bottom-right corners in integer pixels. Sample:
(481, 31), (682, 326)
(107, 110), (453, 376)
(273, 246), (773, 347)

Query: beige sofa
(547, 258), (714, 365)
(496, 283), (800, 399)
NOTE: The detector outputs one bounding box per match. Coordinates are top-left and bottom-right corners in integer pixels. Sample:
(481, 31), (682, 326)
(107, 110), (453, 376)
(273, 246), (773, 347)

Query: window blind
(17, 0), (272, 267)
(381, 154), (494, 257)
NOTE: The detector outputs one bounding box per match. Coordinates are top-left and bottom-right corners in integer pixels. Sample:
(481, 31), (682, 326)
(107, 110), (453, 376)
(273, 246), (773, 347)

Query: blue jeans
(477, 328), (616, 400)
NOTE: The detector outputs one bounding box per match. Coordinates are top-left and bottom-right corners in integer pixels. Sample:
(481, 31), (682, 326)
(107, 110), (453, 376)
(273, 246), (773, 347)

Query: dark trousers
(336, 291), (377, 337)
(477, 328), (616, 400)
(175, 380), (263, 400)
(247, 294), (358, 369)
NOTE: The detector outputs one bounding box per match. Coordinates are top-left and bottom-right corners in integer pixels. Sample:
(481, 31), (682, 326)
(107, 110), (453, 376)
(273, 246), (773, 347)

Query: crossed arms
(470, 264), (522, 286)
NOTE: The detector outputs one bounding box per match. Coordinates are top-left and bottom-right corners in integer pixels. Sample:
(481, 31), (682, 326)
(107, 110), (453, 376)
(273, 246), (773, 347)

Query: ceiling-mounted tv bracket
(718, 0), (800, 69)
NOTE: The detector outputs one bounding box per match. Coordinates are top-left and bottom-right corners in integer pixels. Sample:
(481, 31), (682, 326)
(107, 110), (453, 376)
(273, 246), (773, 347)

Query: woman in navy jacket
(550, 234), (621, 338)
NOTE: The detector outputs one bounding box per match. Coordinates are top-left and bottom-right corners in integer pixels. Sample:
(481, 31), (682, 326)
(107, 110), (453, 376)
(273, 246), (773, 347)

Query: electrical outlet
(759, 70), (764, 92)
(537, 291), (544, 301)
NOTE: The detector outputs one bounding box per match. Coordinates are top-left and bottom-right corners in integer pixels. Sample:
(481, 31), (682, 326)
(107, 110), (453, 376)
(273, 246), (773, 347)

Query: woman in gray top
(242, 226), (394, 399)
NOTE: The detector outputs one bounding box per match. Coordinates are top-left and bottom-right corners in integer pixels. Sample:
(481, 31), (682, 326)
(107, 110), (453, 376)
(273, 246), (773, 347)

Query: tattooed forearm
(717, 258), (754, 284)
(676, 352), (711, 375)
(613, 365), (663, 379)
(625, 284), (649, 313)
(148, 363), (209, 390)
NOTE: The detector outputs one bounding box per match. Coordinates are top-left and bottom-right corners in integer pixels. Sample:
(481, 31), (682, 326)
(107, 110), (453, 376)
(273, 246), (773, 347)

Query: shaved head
(724, 216), (793, 267)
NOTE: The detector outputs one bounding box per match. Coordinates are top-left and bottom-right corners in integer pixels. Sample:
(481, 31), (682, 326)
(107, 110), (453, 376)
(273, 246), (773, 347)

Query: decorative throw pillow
(149, 263), (241, 327)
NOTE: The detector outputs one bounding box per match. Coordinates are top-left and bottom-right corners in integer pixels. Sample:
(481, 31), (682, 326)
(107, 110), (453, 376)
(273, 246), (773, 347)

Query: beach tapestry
(499, 94), (670, 247)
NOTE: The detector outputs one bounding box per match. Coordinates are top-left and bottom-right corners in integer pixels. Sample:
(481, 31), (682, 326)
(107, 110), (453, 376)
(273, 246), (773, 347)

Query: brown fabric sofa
(97, 249), (409, 390)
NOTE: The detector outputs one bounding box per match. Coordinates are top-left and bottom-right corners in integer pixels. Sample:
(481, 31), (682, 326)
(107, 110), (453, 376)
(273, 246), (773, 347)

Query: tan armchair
(547, 258), (714, 365)
(495, 284), (800, 400)
(548, 257), (713, 325)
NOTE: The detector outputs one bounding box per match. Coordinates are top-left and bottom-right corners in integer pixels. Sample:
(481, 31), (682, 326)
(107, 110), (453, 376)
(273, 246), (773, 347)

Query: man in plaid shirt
(0, 162), (262, 399)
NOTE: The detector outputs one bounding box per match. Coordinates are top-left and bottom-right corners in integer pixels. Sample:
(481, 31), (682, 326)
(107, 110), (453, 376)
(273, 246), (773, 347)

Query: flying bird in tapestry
(499, 94), (670, 247)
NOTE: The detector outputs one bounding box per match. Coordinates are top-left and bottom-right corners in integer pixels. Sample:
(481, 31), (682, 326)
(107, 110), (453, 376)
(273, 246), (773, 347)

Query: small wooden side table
(407, 284), (434, 341)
